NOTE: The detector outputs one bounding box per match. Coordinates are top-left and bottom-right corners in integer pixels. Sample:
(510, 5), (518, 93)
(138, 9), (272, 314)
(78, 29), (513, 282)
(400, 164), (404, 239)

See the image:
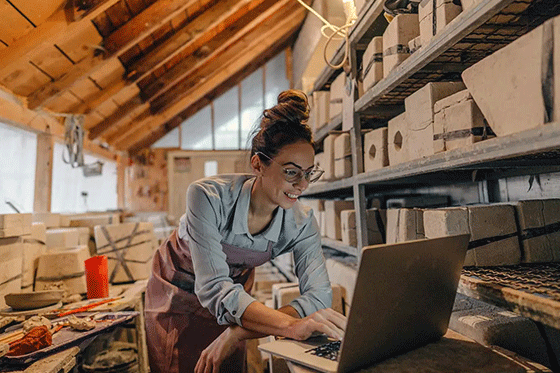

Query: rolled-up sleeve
(289, 215), (332, 317)
(185, 183), (256, 326)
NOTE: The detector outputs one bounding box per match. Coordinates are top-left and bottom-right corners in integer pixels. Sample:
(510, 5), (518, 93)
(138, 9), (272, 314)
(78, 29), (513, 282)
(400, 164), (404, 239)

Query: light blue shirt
(178, 174), (332, 326)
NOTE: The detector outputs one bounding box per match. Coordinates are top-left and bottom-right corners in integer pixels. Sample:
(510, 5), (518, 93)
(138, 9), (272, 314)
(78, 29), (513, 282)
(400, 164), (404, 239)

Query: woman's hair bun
(274, 89), (309, 123)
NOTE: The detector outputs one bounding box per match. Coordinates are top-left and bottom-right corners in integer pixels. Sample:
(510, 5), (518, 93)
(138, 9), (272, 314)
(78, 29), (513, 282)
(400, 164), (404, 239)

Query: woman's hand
(194, 326), (241, 373)
(285, 308), (347, 341)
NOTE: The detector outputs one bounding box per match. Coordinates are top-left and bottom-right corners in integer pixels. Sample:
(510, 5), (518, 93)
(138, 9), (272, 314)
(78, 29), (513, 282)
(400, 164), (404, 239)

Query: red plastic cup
(85, 255), (109, 299)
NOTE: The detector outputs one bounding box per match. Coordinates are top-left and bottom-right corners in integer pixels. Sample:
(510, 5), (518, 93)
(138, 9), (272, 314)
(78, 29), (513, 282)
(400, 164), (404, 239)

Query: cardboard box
(404, 82), (465, 160)
(386, 208), (425, 244)
(94, 222), (156, 283)
(363, 36), (384, 91)
(433, 89), (493, 153)
(383, 14), (419, 77)
(363, 127), (389, 172)
(272, 282), (345, 315)
(21, 222), (47, 291)
(467, 204), (520, 267)
(32, 212), (61, 228)
(313, 91), (330, 131)
(387, 113), (409, 166)
(35, 246), (89, 296)
(0, 237), (23, 308)
(514, 199), (560, 263)
(462, 15), (560, 137)
(419, 0), (462, 47)
(329, 73), (346, 120)
(325, 257), (358, 315)
(423, 207), (474, 266)
(0, 213), (32, 238)
(340, 208), (386, 247)
(46, 228), (81, 250)
(334, 133), (352, 179)
(322, 134), (340, 181)
(324, 200), (355, 240)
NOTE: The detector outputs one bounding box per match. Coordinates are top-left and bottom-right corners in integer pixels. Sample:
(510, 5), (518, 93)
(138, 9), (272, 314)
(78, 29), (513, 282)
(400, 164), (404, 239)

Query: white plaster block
(313, 91), (330, 131)
(387, 113), (409, 166)
(324, 200), (355, 240)
(341, 209), (386, 247)
(386, 208), (424, 244)
(334, 133), (352, 179)
(363, 36), (384, 91)
(322, 134), (339, 181)
(462, 16), (560, 137)
(363, 127), (389, 172)
(329, 73), (345, 120)
(383, 14), (419, 77)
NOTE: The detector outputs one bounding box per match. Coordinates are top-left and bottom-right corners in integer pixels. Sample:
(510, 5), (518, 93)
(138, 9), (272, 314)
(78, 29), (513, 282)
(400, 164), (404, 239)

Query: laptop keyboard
(306, 340), (341, 361)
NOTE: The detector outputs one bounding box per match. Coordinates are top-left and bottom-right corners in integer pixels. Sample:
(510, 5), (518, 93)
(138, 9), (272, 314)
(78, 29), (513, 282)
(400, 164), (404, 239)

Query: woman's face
(258, 140), (315, 210)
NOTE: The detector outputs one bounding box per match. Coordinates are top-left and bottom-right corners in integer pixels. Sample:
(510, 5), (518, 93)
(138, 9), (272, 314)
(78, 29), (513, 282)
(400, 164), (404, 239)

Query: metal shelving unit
(303, 0), (560, 330)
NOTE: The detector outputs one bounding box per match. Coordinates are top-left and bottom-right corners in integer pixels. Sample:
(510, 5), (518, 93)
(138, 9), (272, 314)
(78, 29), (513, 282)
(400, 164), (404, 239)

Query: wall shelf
(355, 0), (560, 114)
(314, 114), (342, 145)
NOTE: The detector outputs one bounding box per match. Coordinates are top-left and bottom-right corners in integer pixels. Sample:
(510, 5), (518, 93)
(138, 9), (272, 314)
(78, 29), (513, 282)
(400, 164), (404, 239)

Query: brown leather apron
(145, 229), (272, 373)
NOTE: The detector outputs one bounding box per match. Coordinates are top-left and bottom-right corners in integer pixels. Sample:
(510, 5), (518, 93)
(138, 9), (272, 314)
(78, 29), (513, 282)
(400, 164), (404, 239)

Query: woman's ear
(251, 154), (263, 175)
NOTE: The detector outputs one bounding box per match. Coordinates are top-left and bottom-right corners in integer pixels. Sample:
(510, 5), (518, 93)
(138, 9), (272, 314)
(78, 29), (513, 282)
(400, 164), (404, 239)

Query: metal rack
(301, 0), (560, 329)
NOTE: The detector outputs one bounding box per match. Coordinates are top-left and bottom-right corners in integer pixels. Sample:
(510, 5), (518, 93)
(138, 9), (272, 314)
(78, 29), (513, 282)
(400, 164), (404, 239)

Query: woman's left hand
(195, 326), (241, 373)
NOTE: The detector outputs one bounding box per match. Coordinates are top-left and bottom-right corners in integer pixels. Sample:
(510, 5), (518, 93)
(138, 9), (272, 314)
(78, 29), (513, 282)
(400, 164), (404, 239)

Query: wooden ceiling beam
(116, 5), (305, 151)
(127, 0), (266, 82)
(69, 0), (264, 116)
(87, 0), (281, 141)
(26, 0), (214, 110)
(86, 96), (146, 139)
(0, 0), (120, 72)
(143, 0), (292, 109)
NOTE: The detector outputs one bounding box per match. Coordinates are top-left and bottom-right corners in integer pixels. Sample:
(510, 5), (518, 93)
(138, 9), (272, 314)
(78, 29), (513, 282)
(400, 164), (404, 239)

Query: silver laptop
(259, 234), (471, 373)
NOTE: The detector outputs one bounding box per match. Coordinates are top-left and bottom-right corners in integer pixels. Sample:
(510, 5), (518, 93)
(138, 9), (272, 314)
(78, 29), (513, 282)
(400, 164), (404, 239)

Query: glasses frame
(256, 152), (324, 183)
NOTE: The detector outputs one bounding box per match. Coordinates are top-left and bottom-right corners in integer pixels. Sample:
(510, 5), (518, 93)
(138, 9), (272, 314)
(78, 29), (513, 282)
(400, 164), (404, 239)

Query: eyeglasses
(256, 152), (324, 183)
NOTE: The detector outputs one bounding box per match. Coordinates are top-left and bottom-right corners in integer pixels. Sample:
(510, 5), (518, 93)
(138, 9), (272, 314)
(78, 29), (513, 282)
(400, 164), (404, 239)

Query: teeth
(286, 193), (299, 199)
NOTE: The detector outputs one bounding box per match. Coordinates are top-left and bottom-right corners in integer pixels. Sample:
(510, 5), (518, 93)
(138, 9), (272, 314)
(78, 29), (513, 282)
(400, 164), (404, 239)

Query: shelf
(314, 113), (342, 145)
(303, 176), (354, 198)
(321, 237), (358, 256)
(355, 122), (560, 189)
(458, 263), (560, 330)
(355, 0), (560, 114)
(311, 0), (388, 92)
(307, 122), (560, 196)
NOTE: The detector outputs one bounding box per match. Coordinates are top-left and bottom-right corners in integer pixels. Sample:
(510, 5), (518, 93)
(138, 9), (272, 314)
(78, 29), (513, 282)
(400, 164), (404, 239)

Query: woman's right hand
(285, 308), (347, 341)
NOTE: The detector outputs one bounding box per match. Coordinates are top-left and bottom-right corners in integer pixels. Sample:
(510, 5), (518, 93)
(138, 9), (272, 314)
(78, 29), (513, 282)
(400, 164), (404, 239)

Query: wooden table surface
(285, 330), (550, 373)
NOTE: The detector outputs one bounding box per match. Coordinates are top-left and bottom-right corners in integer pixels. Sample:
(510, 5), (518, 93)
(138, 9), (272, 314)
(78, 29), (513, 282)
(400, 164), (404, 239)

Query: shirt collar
(231, 177), (283, 243)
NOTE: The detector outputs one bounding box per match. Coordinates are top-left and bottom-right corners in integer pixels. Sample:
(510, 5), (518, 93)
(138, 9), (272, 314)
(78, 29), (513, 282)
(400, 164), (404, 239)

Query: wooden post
(117, 155), (127, 210)
(33, 133), (53, 212)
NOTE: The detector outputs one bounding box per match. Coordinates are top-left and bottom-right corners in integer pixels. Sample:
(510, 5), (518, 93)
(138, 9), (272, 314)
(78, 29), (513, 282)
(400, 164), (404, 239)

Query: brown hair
(250, 89), (314, 163)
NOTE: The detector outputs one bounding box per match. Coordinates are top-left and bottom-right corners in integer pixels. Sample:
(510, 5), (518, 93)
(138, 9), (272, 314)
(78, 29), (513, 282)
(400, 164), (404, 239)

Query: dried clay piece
(23, 316), (52, 334)
(8, 326), (52, 356)
(67, 315), (96, 331)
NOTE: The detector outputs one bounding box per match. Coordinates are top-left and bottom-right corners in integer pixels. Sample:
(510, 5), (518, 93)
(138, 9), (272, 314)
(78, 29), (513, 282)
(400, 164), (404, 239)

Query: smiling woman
(144, 89), (346, 373)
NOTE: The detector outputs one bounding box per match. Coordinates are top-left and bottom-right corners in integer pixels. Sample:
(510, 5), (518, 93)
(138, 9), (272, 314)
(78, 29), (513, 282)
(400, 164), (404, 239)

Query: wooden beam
(128, 0), (266, 82)
(87, 96), (145, 139)
(0, 0), (121, 71)
(34, 133), (54, 212)
(120, 6), (305, 152)
(25, 0), (214, 110)
(87, 0), (283, 141)
(148, 0), (296, 113)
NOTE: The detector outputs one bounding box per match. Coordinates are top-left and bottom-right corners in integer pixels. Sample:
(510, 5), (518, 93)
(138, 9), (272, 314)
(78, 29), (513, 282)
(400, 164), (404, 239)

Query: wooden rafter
(87, 0), (280, 141)
(25, 0), (215, 110)
(118, 5), (306, 152)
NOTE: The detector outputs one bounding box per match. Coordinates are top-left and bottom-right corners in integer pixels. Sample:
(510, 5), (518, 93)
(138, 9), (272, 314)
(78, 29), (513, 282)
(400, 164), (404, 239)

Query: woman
(145, 89), (346, 373)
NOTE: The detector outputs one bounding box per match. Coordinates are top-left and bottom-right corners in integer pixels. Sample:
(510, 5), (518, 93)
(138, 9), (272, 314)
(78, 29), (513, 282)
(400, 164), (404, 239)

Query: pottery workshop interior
(1, 0), (560, 372)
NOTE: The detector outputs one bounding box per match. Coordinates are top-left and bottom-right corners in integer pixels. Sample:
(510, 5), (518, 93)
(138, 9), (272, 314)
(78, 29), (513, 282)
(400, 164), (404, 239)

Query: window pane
(182, 105), (212, 150)
(51, 143), (117, 213)
(0, 122), (37, 213)
(265, 50), (289, 108)
(152, 126), (179, 148)
(241, 69), (264, 148)
(214, 87), (239, 150)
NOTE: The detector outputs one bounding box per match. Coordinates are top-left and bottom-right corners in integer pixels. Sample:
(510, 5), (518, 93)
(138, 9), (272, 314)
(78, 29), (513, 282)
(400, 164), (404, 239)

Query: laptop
(259, 234), (471, 373)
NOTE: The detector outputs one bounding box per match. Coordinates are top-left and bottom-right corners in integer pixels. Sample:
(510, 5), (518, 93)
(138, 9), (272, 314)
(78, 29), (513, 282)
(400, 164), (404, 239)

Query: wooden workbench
(283, 330), (551, 373)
